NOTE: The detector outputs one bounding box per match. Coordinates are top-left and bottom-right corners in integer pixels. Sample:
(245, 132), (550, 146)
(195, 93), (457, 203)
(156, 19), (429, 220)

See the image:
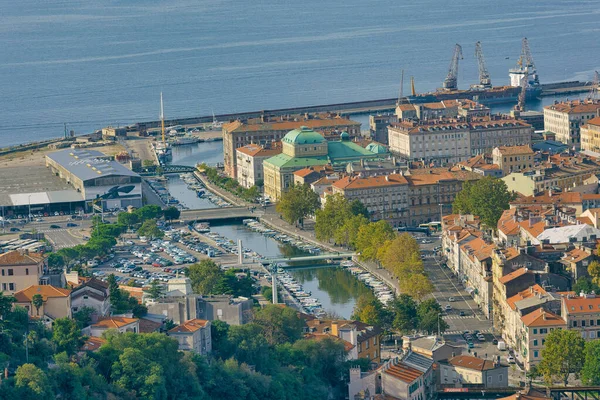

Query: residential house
(562, 293), (600, 340)
(14, 285), (72, 324)
(519, 308), (566, 370)
(438, 355), (508, 389)
(0, 250), (46, 294)
(581, 116), (600, 152)
(235, 143), (281, 188)
(458, 238), (495, 318)
(70, 278), (110, 318)
(168, 319), (212, 355)
(544, 99), (600, 149)
(402, 335), (463, 362)
(492, 145), (534, 176)
(381, 358), (427, 400)
(560, 247), (594, 282)
(88, 316), (139, 336)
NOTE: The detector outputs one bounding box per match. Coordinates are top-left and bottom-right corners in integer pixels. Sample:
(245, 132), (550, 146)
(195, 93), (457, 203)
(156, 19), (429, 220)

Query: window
(533, 328), (538, 334)
(1, 283), (5, 291)
(25, 268), (29, 275)
(7, 269), (13, 276)
(374, 336), (377, 345)
(534, 351), (539, 358)
(573, 321), (578, 327)
(366, 340), (370, 349)
(533, 339), (538, 346)
(498, 374), (503, 382)
(1, 269), (4, 276)
(582, 320), (587, 327)
(487, 376), (492, 385)
(8, 283), (14, 291)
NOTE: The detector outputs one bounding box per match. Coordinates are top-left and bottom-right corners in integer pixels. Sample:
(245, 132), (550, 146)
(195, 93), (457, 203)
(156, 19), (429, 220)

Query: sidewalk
(193, 172), (250, 208)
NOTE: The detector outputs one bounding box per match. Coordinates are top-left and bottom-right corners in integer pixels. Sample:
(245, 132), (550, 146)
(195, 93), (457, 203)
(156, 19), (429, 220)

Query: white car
(444, 305), (452, 311)
(448, 297), (455, 302)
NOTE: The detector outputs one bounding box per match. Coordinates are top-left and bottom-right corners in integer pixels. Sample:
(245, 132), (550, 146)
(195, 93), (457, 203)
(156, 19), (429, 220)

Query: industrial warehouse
(0, 149), (142, 218)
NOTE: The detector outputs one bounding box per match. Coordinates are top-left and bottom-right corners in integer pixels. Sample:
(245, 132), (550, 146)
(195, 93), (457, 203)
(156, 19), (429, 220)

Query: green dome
(366, 142), (388, 154)
(282, 126), (325, 145)
(340, 131), (350, 141)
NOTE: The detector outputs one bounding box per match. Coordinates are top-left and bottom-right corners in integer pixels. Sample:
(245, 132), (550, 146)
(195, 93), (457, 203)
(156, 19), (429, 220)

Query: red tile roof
(80, 336), (106, 352)
(92, 317), (138, 329)
(168, 319), (209, 333)
(0, 250), (44, 266)
(506, 284), (547, 311)
(499, 267), (530, 284)
(563, 296), (600, 315)
(236, 143), (281, 157)
(495, 145), (534, 155)
(384, 362), (423, 383)
(521, 308), (565, 327)
(448, 355), (496, 371)
(332, 174), (408, 190)
(14, 285), (71, 302)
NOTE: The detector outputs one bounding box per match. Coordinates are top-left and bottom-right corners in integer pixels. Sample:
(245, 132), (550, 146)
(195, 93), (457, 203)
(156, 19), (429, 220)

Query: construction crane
(590, 70), (599, 100)
(442, 44), (463, 91)
(515, 68), (528, 112)
(474, 41), (492, 89)
(517, 37), (539, 86)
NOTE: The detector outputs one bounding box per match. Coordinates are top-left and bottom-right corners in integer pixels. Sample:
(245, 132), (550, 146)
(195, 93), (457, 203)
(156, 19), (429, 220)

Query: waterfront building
(332, 174), (409, 226)
(492, 145), (534, 176)
(543, 99), (600, 149)
(168, 319), (212, 355)
(369, 113), (393, 144)
(46, 149), (143, 211)
(438, 355), (508, 389)
(235, 143), (281, 188)
(14, 285), (72, 324)
(580, 116), (600, 152)
(222, 114), (360, 178)
(0, 250), (46, 294)
(469, 117), (532, 155)
(388, 119), (471, 166)
(262, 127), (383, 201)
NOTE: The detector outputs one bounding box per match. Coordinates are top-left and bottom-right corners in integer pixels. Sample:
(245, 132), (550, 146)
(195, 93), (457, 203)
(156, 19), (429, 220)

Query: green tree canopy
(389, 294), (418, 333)
(452, 176), (513, 228)
(417, 298), (448, 334)
(134, 205), (163, 222)
(52, 318), (84, 356)
(588, 260), (600, 285)
(147, 279), (165, 300)
(573, 276), (600, 295)
(137, 219), (164, 240)
(355, 220), (396, 261)
(538, 328), (585, 385)
(117, 212), (139, 229)
(351, 293), (392, 329)
(15, 363), (52, 400)
(582, 340), (600, 385)
(276, 183), (320, 226)
(252, 305), (304, 346)
(163, 206), (181, 222)
(186, 260), (223, 294)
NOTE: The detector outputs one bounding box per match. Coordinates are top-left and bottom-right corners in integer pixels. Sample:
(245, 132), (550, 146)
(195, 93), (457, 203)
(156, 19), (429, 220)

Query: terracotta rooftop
(0, 250), (44, 266)
(139, 318), (162, 333)
(498, 209), (520, 236)
(92, 316), (138, 329)
(384, 362), (423, 383)
(507, 284), (547, 311)
(460, 238), (495, 262)
(294, 168), (318, 178)
(498, 388), (552, 400)
(563, 295), (600, 315)
(521, 308), (565, 327)
(499, 267), (530, 284)
(545, 100), (600, 114)
(562, 248), (592, 264)
(582, 193), (600, 200)
(519, 220), (547, 238)
(14, 285), (71, 302)
(585, 116), (600, 126)
(510, 191), (582, 207)
(448, 355), (496, 371)
(168, 319), (209, 333)
(236, 143), (281, 157)
(455, 154), (487, 170)
(80, 336), (106, 352)
(495, 145), (534, 155)
(333, 174), (408, 190)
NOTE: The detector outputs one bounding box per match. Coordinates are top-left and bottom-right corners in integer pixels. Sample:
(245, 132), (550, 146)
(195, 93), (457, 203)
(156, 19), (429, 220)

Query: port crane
(473, 41), (492, 89)
(517, 37), (539, 86)
(442, 44), (463, 91)
(515, 68), (528, 112)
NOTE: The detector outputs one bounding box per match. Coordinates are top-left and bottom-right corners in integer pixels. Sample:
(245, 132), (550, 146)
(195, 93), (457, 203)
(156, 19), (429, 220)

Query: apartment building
(438, 355), (508, 389)
(469, 118), (532, 156)
(544, 100), (600, 148)
(369, 114), (393, 144)
(388, 119), (471, 166)
(235, 143), (281, 188)
(519, 308), (566, 370)
(222, 114), (360, 177)
(0, 250), (46, 294)
(14, 285), (72, 323)
(492, 145), (534, 176)
(168, 319), (212, 355)
(331, 174), (409, 226)
(562, 293), (600, 340)
(581, 116), (600, 152)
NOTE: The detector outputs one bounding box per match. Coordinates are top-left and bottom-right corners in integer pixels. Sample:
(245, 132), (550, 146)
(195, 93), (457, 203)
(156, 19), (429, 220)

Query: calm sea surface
(2, 0), (599, 146)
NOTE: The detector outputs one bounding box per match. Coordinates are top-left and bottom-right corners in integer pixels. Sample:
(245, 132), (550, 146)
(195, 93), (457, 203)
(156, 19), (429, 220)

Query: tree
(117, 212), (139, 229)
(137, 219), (164, 240)
(111, 347), (167, 399)
(162, 206), (181, 222)
(52, 318), (84, 356)
(31, 294), (43, 316)
(334, 214), (369, 249)
(186, 260), (224, 294)
(380, 233), (422, 276)
(0, 291), (16, 321)
(147, 279), (164, 300)
(355, 221), (396, 261)
(573, 276), (600, 294)
(389, 294), (418, 333)
(252, 305), (304, 346)
(56, 247), (79, 268)
(47, 253), (64, 269)
(276, 183), (320, 226)
(582, 340), (600, 385)
(538, 329), (585, 386)
(588, 260), (600, 285)
(417, 299), (448, 334)
(315, 193), (353, 241)
(135, 205), (163, 222)
(15, 363), (52, 400)
(452, 176), (514, 228)
(142, 159), (155, 167)
(350, 199), (369, 219)
(351, 293), (391, 329)
(401, 274), (434, 301)
(73, 306), (96, 329)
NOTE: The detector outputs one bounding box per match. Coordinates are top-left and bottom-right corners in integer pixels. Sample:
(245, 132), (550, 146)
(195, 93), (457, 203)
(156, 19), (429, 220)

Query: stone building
(581, 116), (600, 152)
(544, 99), (600, 149)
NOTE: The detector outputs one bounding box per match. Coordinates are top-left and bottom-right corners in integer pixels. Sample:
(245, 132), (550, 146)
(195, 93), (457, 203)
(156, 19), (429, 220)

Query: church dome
(282, 126), (325, 145)
(365, 142), (388, 154)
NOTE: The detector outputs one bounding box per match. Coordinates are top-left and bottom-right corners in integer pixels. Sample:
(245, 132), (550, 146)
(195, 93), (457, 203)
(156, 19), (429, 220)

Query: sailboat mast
(160, 92), (165, 145)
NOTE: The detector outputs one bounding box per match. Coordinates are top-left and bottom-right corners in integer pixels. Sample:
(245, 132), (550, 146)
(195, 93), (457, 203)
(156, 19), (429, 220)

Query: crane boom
(398, 69), (404, 103)
(521, 37), (536, 70)
(475, 41), (491, 88)
(443, 44), (463, 90)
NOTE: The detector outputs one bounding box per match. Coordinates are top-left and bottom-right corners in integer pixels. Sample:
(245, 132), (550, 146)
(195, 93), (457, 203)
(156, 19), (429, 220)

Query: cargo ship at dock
(406, 85), (538, 105)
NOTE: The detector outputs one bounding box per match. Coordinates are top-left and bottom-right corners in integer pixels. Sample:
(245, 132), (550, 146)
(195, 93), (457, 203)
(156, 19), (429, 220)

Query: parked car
(448, 297), (455, 302)
(66, 222), (78, 227)
(444, 304), (452, 311)
(50, 224), (61, 229)
(9, 227), (20, 232)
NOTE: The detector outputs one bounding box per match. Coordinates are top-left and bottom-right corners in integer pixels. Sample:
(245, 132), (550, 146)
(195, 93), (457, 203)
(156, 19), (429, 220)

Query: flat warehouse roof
(46, 149), (139, 182)
(0, 166), (80, 206)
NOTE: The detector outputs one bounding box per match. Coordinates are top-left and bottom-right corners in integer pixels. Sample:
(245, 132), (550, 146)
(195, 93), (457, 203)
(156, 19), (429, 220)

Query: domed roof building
(365, 142), (388, 154)
(263, 127), (388, 200)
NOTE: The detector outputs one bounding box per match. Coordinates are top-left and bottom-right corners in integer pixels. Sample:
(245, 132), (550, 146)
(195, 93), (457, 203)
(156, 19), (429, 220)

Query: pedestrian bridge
(258, 252), (357, 266)
(181, 207), (262, 222)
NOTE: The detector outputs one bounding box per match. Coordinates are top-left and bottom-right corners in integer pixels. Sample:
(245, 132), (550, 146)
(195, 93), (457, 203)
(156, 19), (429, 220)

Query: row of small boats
(276, 269), (327, 318)
(242, 219), (322, 254)
(343, 261), (395, 305)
